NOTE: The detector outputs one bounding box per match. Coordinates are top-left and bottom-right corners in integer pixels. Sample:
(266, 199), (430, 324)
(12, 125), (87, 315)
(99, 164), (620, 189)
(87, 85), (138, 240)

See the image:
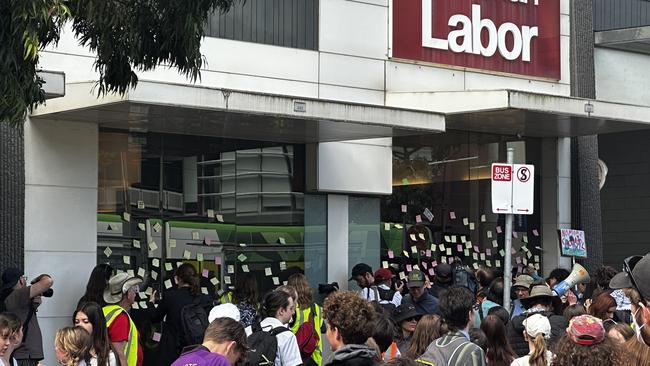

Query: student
(0, 312), (22, 366)
(288, 273), (323, 366)
(350, 264), (379, 302)
(251, 290), (302, 366)
(172, 317), (248, 366)
(417, 286), (486, 366)
(510, 314), (553, 366)
(231, 274), (260, 328)
(74, 302), (118, 366)
(404, 314), (447, 359)
(102, 273), (143, 366)
(588, 292), (617, 323)
(606, 323), (634, 345)
(401, 270), (438, 315)
(323, 291), (377, 366)
(54, 327), (92, 366)
(552, 315), (624, 366)
(77, 264), (114, 309)
(372, 269), (403, 309)
(481, 315), (516, 366)
(392, 304), (420, 354)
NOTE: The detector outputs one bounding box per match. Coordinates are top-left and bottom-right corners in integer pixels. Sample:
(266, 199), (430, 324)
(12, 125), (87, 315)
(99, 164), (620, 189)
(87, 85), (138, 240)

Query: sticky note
(280, 261), (287, 270)
(401, 204), (407, 213)
(132, 302), (139, 310)
(384, 223), (390, 231)
(486, 260), (492, 267)
(411, 245), (417, 254)
(422, 262), (428, 269)
(207, 209), (215, 218)
(137, 268), (145, 277)
(487, 231), (493, 239)
(123, 256), (130, 265)
(439, 244), (445, 251)
(472, 253), (478, 260)
(513, 232), (519, 238)
(418, 233), (426, 240)
(523, 235), (529, 243)
(463, 218), (469, 225)
(466, 242), (473, 249)
(214, 257), (222, 265)
(516, 257), (522, 264)
(165, 263), (173, 271)
(145, 287), (153, 295)
(138, 223), (146, 231)
(448, 257), (454, 264)
(382, 261), (389, 268)
(429, 268), (435, 276)
(201, 287), (208, 295)
(169, 239), (176, 248)
(197, 253), (204, 262)
(535, 263), (540, 270)
(496, 226), (502, 234)
(137, 200), (145, 209)
(183, 250), (191, 260)
(265, 267), (272, 276)
(202, 269), (209, 278)
(492, 240), (499, 248)
(451, 235), (457, 243)
(461, 236), (467, 243)
(406, 264), (413, 272)
(486, 248), (492, 256)
(152, 258), (160, 267)
(446, 248), (452, 256)
(444, 236), (451, 242)
(123, 212), (131, 222)
(278, 237), (286, 245)
(192, 231), (200, 240)
(423, 208), (434, 221)
(216, 214), (224, 223)
(413, 265), (420, 271)
(533, 229), (540, 237)
(132, 239), (140, 248)
(227, 265), (235, 274)
(149, 241), (158, 251)
(496, 260), (501, 268)
(127, 269), (134, 277)
(388, 250), (394, 259)
(164, 280), (172, 289)
(480, 253), (486, 261)
(273, 277), (280, 285)
(242, 264), (250, 273)
(474, 245), (480, 252)
(499, 249), (506, 257)
(210, 277), (219, 285)
(469, 223), (475, 230)
(473, 263), (480, 270)
(534, 255), (540, 262)
(151, 271), (158, 280)
(395, 224), (403, 229)
(403, 250), (410, 258)
(410, 234), (417, 242)
(523, 258), (528, 266)
(399, 272), (406, 280)
(138, 292), (147, 300)
(457, 244), (463, 252)
(224, 276), (232, 284)
(431, 244), (437, 251)
(432, 260), (438, 267)
(464, 249), (470, 257)
(425, 249), (432, 257)
(527, 251), (533, 259)
(481, 214), (486, 222)
(415, 215), (422, 223)
(450, 212), (456, 219)
(203, 238), (211, 246)
(152, 222), (162, 233)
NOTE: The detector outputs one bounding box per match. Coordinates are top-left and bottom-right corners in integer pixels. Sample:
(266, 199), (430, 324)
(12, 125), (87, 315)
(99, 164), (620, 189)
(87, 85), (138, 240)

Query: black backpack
(244, 322), (291, 366)
(453, 265), (478, 294)
(180, 296), (210, 346)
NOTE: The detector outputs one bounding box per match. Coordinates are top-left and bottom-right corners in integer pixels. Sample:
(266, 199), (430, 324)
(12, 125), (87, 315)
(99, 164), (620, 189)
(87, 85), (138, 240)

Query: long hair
(74, 302), (114, 366)
(55, 326), (92, 366)
(552, 334), (624, 366)
(589, 292), (616, 321)
(287, 273), (313, 308)
(233, 273), (259, 306)
(480, 315), (516, 366)
(78, 264), (113, 308)
(527, 333), (549, 366)
(621, 338), (650, 365)
(175, 263), (200, 296)
(405, 314), (448, 359)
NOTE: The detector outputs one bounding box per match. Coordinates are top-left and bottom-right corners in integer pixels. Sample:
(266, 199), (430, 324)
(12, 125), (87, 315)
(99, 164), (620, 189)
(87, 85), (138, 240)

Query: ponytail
(176, 263), (200, 296)
(529, 334), (548, 366)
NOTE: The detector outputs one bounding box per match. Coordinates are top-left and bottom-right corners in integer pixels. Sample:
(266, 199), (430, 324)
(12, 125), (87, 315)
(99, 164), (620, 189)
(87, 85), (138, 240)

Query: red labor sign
(392, 0), (561, 80)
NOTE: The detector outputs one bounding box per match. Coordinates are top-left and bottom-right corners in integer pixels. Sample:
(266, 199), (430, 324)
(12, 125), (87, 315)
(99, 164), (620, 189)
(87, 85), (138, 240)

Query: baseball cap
(208, 303), (241, 323)
(407, 270), (425, 288)
(610, 253), (650, 300)
(374, 268), (393, 283)
(1, 268), (23, 291)
(523, 313), (551, 339)
(566, 315), (605, 345)
(349, 263), (373, 280)
(435, 263), (453, 283)
(393, 304), (421, 323)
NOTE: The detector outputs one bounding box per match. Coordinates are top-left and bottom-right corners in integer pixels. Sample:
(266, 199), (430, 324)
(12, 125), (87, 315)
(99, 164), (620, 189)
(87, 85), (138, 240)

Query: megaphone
(553, 263), (590, 297)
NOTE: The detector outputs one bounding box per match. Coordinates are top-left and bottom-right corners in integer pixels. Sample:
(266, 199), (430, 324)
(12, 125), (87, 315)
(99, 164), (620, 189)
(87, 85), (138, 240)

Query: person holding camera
(0, 268), (54, 366)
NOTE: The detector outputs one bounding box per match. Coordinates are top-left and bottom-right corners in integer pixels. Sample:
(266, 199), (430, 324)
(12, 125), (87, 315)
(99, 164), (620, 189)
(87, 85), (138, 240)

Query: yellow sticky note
(216, 214), (224, 223)
(227, 265), (235, 274)
(384, 223), (390, 231)
(464, 249), (470, 256)
(152, 222), (162, 233)
(278, 237), (286, 245)
(444, 236), (451, 242)
(224, 276), (232, 285)
(183, 250), (191, 260)
(103, 247), (112, 257)
(210, 277), (220, 285)
(410, 234), (417, 242)
(394, 224), (403, 229)
(469, 223), (475, 230)
(138, 223), (146, 231)
(237, 254), (247, 262)
(123, 256), (130, 265)
(242, 265), (250, 272)
(279, 261), (287, 271)
(382, 261), (389, 268)
(123, 212), (131, 222)
(127, 269), (134, 277)
(431, 244), (437, 251)
(487, 231), (493, 239)
(439, 244), (446, 251)
(207, 209), (215, 218)
(133, 239), (140, 248)
(169, 239), (177, 248)
(451, 235), (457, 243)
(164, 280), (172, 289)
(486, 260), (492, 267)
(410, 245), (417, 254)
(201, 287), (208, 295)
(523, 235), (529, 243)
(461, 236), (467, 243)
(403, 250), (410, 258)
(472, 253), (478, 260)
(137, 200), (145, 209)
(418, 233), (426, 240)
(446, 248), (452, 256)
(149, 241), (158, 251)
(196, 253), (204, 262)
(492, 240), (499, 248)
(466, 242), (472, 249)
(265, 267), (272, 276)
(480, 253), (486, 261)
(165, 263), (173, 271)
(463, 218), (469, 226)
(151, 271), (158, 280)
(473, 263), (480, 270)
(481, 214), (486, 222)
(273, 277), (280, 285)
(132, 302), (139, 310)
(152, 258), (160, 268)
(137, 268), (145, 277)
(192, 231), (200, 240)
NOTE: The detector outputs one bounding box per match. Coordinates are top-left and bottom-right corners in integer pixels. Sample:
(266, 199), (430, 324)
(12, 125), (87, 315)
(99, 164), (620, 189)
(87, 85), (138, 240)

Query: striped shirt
(416, 331), (486, 366)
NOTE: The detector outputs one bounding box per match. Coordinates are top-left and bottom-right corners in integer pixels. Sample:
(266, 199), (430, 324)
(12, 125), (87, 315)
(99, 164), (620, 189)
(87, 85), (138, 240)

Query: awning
(31, 80), (445, 143)
(386, 90), (650, 137)
(595, 26), (650, 55)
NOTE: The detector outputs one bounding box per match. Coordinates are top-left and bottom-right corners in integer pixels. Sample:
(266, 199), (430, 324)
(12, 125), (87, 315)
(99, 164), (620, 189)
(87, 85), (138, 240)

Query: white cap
(208, 303), (241, 323)
(523, 313), (551, 339)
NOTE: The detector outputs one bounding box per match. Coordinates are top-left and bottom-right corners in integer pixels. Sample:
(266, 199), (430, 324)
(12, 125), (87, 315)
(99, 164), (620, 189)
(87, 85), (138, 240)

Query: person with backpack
(150, 263), (211, 366)
(372, 269), (402, 309)
(245, 290), (301, 366)
(172, 317), (249, 366)
(287, 274), (323, 366)
(349, 263), (379, 302)
(401, 270), (439, 315)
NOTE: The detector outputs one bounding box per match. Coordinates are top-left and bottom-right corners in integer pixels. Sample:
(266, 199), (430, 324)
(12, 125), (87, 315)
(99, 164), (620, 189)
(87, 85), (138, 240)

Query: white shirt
(90, 351), (118, 366)
(510, 351), (554, 366)
(359, 284), (402, 307)
(259, 317), (302, 366)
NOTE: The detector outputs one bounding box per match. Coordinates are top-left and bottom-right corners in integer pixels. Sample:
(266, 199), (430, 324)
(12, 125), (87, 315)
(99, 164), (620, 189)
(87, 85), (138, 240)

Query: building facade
(3, 0), (650, 364)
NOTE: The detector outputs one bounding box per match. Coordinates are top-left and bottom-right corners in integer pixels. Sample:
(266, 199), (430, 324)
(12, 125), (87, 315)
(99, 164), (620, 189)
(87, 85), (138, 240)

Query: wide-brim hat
(520, 284), (562, 314)
(513, 275), (534, 290)
(610, 253), (650, 300)
(103, 272), (143, 304)
(393, 304), (421, 323)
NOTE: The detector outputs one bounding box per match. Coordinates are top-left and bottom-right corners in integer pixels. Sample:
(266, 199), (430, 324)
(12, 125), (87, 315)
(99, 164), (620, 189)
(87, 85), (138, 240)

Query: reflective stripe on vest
(103, 305), (139, 366)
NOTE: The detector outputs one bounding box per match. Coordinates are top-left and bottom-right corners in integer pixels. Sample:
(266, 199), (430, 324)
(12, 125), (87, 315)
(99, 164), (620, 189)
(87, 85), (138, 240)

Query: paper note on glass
(265, 267), (272, 276)
(196, 253), (204, 262)
(227, 265), (235, 274)
(192, 231), (200, 240)
(165, 263), (173, 271)
(123, 256), (130, 265)
(207, 209), (215, 218)
(152, 222), (162, 233)
(242, 265), (250, 273)
(152, 259), (160, 268)
(123, 212), (131, 222)
(149, 241), (158, 251)
(164, 280), (172, 289)
(216, 214), (224, 223)
(210, 277), (219, 285)
(384, 223), (390, 231)
(169, 239), (176, 248)
(183, 250), (191, 260)
(273, 277), (280, 285)
(133, 240), (140, 248)
(138, 223), (146, 231)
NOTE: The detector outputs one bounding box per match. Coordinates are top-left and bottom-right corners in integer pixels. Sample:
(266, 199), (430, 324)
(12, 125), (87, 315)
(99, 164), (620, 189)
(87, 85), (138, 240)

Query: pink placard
(152, 332), (161, 342)
(388, 250), (394, 259)
(486, 248), (492, 256)
(202, 269), (209, 278)
(457, 244), (463, 252)
(448, 257), (454, 264)
(496, 226), (502, 234)
(425, 249), (432, 257)
(415, 215), (422, 223)
(473, 245), (480, 252)
(214, 257), (222, 265)
(422, 262), (428, 269)
(432, 261), (438, 268)
(406, 264), (413, 272)
(513, 232), (519, 238)
(401, 204), (407, 213)
(450, 211), (457, 219)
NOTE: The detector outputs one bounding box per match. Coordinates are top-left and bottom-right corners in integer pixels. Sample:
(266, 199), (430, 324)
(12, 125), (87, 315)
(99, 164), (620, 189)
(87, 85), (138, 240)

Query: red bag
(295, 304), (319, 356)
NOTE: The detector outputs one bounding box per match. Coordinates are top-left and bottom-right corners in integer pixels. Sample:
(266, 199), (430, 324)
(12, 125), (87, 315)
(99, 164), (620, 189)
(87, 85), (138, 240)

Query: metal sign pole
(503, 147), (514, 311)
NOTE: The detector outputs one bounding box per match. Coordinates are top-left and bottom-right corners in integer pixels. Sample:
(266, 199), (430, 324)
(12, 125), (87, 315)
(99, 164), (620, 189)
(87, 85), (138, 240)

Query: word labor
(493, 165), (512, 181)
(422, 3), (539, 62)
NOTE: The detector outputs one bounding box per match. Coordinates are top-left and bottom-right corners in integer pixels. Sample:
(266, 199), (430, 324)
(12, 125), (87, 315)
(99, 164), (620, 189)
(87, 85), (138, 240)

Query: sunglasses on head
(624, 256), (644, 301)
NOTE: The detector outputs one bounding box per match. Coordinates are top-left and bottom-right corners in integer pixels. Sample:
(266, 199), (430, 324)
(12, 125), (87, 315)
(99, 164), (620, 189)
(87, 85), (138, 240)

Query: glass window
(348, 197), (380, 291)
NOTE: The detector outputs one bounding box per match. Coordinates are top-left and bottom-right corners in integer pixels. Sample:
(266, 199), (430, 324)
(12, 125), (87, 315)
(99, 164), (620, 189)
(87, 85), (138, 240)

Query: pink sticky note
(448, 257), (454, 264)
(532, 229), (539, 237)
(518, 265), (523, 273)
(474, 245), (480, 252)
(202, 269), (209, 278)
(512, 248), (518, 255)
(450, 212), (457, 219)
(425, 249), (432, 257)
(152, 332), (161, 342)
(486, 248), (492, 256)
(457, 244), (463, 252)
(422, 262), (428, 269)
(406, 264), (413, 272)
(513, 232), (519, 238)
(516, 257), (522, 264)
(496, 226), (502, 234)
(203, 237), (211, 245)
(432, 261), (438, 268)
(214, 257), (222, 265)
(401, 204), (407, 213)
(388, 250), (394, 259)
(415, 215), (422, 223)
(429, 268), (435, 276)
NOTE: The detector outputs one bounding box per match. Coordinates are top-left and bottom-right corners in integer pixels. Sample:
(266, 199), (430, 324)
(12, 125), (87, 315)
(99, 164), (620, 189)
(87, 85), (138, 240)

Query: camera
(42, 288), (54, 298)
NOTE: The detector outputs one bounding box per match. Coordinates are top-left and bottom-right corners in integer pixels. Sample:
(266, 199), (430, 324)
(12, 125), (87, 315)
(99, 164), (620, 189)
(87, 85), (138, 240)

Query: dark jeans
(15, 359), (40, 366)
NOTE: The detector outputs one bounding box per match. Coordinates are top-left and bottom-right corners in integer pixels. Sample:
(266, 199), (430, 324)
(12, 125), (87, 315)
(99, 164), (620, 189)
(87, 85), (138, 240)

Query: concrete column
(541, 137), (572, 275)
(326, 194), (349, 290)
(24, 118), (98, 365)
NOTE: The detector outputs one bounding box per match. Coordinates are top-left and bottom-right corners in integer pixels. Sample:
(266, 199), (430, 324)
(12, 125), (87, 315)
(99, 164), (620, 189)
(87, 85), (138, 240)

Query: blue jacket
(402, 292), (439, 315)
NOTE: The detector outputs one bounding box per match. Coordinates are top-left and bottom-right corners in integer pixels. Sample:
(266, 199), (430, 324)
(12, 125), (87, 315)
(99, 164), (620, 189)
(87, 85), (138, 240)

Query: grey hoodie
(325, 344), (378, 366)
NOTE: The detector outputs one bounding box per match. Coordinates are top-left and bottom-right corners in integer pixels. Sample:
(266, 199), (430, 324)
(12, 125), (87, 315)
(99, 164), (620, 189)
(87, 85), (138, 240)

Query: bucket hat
(520, 284), (562, 313)
(103, 272), (143, 304)
(513, 275), (534, 290)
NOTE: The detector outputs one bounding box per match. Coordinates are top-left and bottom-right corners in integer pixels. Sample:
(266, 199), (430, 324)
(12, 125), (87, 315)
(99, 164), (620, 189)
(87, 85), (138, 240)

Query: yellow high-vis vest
(103, 305), (140, 366)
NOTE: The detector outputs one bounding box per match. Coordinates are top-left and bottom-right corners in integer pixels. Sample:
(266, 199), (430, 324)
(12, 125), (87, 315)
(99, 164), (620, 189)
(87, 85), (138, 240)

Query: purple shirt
(171, 346), (232, 366)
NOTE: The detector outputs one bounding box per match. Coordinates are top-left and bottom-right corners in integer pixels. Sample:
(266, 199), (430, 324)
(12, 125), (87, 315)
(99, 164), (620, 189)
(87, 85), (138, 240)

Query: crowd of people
(0, 252), (649, 366)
